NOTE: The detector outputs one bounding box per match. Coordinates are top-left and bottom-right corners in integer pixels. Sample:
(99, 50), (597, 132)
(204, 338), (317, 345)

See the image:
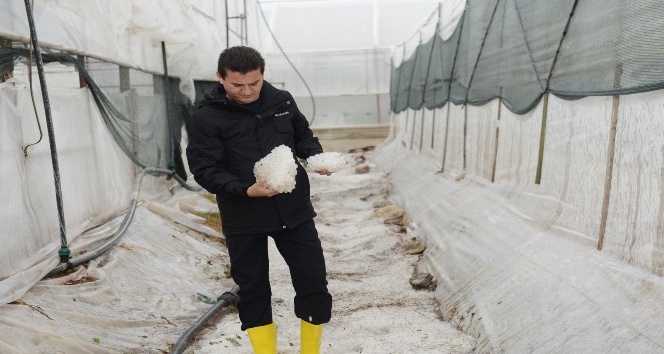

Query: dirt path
(198, 152), (475, 353)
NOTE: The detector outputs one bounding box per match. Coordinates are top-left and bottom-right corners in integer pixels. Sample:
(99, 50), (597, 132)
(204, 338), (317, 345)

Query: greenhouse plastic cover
(0, 0), (448, 103)
(3, 77), (662, 352)
(372, 91), (664, 352)
(0, 72), (234, 353)
(0, 75), (195, 303)
(0, 0), (455, 305)
(0, 67), (473, 352)
(0, 0), (454, 127)
(2, 0), (663, 352)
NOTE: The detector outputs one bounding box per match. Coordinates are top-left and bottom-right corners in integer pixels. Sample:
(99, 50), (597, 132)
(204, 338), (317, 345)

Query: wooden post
(419, 108), (426, 152)
(430, 107), (437, 149)
(597, 63), (623, 250)
(402, 109), (410, 146)
(76, 55), (86, 88)
(535, 93), (549, 184)
(1, 37), (12, 82)
(440, 102), (451, 172)
(463, 104), (468, 171)
(537, 0), (579, 184)
(491, 99), (502, 182)
(376, 94), (382, 124)
(409, 108), (418, 150)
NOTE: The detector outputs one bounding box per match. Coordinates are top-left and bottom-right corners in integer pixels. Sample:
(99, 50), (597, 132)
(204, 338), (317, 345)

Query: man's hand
(247, 178), (279, 197)
(315, 169), (332, 176)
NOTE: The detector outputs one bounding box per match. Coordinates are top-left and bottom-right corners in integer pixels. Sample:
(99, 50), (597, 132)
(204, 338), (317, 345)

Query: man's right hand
(247, 178), (279, 197)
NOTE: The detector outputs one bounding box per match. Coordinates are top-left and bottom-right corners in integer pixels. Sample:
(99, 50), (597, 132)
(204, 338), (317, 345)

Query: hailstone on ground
(253, 145), (297, 193)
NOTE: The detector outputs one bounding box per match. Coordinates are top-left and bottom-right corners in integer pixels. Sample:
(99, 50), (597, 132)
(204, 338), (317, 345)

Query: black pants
(226, 219), (332, 330)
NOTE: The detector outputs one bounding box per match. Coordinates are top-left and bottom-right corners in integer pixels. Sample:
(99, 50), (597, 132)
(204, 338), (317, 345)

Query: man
(186, 46), (332, 354)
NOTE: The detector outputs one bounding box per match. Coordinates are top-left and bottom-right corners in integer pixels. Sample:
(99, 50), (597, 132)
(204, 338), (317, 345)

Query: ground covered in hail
(0, 150), (475, 354)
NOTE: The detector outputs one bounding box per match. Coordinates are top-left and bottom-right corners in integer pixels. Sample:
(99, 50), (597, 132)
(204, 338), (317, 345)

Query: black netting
(391, 0), (664, 114)
(393, 56), (415, 112)
(407, 36), (435, 110)
(1, 44), (196, 177)
(389, 59), (399, 112)
(423, 23), (460, 108)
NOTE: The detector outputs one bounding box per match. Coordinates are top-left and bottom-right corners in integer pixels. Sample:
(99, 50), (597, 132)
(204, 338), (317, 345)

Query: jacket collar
(199, 80), (287, 113)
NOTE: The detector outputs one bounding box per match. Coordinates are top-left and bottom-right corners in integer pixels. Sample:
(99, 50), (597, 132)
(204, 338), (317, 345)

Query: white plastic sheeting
(263, 49), (392, 126)
(373, 92), (664, 352)
(0, 152), (478, 353)
(606, 91), (664, 273)
(0, 0), (232, 101)
(390, 0), (466, 66)
(255, 0), (458, 126)
(0, 74), (136, 304)
(255, 0), (448, 52)
(0, 0), (459, 305)
(265, 50), (391, 97)
(254, 0), (464, 125)
(1, 0), (453, 125)
(0, 202), (230, 353)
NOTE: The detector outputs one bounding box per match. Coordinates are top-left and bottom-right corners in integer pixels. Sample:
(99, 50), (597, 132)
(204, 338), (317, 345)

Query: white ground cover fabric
(373, 120), (664, 353)
(0, 79), (136, 305)
(0, 152), (475, 353)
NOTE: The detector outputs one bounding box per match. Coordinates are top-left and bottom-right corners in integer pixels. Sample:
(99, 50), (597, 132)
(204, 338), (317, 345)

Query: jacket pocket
(274, 115), (294, 134)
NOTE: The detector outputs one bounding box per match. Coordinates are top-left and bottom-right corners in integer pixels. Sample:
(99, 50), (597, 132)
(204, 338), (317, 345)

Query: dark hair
(217, 46), (265, 78)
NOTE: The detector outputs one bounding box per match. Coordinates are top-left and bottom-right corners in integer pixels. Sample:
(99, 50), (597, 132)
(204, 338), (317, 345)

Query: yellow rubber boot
(300, 319), (324, 354)
(247, 322), (277, 354)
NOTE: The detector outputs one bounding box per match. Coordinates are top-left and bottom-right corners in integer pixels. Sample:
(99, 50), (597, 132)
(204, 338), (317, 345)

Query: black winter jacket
(186, 81), (323, 236)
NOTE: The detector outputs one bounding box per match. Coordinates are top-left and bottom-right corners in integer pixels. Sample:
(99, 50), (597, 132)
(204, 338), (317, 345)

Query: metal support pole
(23, 0), (70, 263)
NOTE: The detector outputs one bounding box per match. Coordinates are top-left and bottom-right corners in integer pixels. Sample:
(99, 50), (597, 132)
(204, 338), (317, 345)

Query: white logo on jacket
(275, 111), (289, 117)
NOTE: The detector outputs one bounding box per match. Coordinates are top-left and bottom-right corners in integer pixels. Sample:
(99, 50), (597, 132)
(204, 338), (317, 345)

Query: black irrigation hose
(46, 168), (201, 277)
(170, 285), (240, 354)
(22, 42), (44, 156)
(171, 172), (203, 192)
(42, 166), (227, 353)
(15, 15), (202, 277)
(23, 0), (71, 264)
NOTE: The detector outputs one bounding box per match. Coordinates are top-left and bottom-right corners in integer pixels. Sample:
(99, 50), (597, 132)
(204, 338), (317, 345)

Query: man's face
(218, 69), (263, 104)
